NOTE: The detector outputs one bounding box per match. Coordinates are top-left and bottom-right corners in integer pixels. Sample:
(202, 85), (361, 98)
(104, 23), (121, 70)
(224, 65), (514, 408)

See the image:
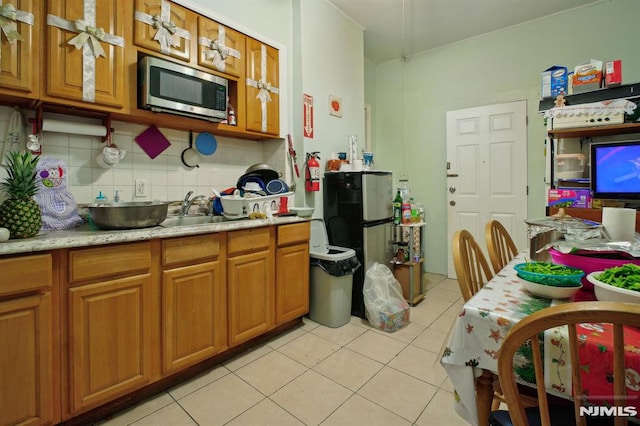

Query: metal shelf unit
(391, 222), (425, 305)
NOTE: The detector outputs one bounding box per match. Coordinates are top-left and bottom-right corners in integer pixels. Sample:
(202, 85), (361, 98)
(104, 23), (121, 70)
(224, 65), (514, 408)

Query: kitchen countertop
(0, 215), (309, 256)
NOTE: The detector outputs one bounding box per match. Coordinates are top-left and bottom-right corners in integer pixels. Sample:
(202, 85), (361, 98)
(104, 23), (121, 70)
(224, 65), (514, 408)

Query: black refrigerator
(323, 171), (394, 318)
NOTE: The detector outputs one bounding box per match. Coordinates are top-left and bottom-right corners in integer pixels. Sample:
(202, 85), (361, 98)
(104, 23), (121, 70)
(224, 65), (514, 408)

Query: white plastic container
(244, 192), (294, 215)
(556, 153), (587, 179)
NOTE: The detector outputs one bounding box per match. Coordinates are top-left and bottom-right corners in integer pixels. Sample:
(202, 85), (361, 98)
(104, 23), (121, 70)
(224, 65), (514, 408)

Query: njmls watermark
(579, 406), (638, 417)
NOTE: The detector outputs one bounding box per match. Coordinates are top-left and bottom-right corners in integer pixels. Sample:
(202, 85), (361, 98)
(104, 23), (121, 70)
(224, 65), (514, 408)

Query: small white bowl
(219, 195), (245, 216)
(587, 272), (640, 303)
(520, 279), (582, 299)
(290, 207), (314, 217)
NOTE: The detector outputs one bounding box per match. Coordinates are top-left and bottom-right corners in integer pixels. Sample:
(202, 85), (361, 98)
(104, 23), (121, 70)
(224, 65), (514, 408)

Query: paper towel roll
(42, 119), (107, 137)
(602, 207), (636, 242)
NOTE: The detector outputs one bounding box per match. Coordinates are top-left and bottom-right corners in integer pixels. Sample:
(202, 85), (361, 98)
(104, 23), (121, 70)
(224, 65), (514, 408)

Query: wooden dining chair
(452, 229), (494, 302)
(485, 220), (518, 275)
(491, 302), (640, 426)
(452, 229), (511, 412)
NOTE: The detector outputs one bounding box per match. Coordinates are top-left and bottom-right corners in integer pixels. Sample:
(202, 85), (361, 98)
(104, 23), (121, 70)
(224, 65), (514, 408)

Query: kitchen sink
(160, 215), (227, 227)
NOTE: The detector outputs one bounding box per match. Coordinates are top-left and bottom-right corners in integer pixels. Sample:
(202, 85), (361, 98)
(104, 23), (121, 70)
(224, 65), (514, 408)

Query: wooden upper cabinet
(45, 0), (128, 109)
(133, 0), (195, 62)
(245, 38), (279, 136)
(197, 16), (244, 79)
(0, 0), (39, 99)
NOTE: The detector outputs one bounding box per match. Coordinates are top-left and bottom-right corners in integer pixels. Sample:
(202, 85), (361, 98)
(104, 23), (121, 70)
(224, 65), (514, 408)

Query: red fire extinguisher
(305, 152), (321, 192)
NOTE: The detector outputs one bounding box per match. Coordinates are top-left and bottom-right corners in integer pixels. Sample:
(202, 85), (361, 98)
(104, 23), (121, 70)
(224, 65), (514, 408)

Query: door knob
(448, 186), (456, 193)
(450, 200), (456, 206)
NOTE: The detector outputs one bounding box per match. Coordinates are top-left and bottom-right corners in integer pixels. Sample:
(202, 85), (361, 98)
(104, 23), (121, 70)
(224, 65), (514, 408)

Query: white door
(446, 101), (528, 278)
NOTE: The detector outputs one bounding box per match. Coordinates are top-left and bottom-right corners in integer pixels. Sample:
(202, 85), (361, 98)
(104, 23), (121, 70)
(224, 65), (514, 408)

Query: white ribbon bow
(151, 14), (178, 52)
(198, 28), (241, 73)
(257, 80), (273, 104)
(205, 39), (229, 61)
(0, 3), (34, 44)
(134, 0), (190, 54)
(68, 19), (107, 58)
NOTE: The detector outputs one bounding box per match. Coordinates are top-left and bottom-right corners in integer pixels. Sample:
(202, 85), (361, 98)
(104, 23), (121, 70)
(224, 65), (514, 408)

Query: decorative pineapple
(0, 151), (42, 239)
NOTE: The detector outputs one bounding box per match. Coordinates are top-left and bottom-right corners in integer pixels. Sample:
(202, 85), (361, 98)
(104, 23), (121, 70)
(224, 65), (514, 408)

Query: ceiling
(328, 0), (603, 64)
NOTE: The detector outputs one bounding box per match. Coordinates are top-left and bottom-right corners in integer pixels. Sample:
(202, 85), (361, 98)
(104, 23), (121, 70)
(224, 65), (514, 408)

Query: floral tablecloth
(440, 252), (640, 425)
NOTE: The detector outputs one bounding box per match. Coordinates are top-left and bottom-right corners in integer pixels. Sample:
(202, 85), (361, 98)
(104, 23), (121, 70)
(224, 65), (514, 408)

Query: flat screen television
(591, 140), (640, 200)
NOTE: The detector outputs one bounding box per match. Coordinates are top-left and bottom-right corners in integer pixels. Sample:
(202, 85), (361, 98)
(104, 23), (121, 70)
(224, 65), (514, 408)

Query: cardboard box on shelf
(572, 59), (603, 94)
(541, 66), (568, 98)
(592, 199), (625, 209)
(605, 59), (622, 87)
(393, 262), (423, 305)
(548, 189), (592, 209)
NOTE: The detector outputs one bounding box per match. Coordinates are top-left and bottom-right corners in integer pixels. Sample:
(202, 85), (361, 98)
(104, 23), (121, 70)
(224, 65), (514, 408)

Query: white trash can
(309, 219), (360, 327)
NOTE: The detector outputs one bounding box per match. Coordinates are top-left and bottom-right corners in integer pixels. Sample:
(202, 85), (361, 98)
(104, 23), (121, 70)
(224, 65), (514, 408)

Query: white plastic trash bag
(363, 263), (410, 332)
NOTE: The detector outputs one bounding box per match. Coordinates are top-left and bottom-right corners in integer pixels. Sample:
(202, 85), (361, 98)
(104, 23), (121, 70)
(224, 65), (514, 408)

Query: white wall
(368, 0), (640, 274)
(0, 108), (274, 204)
(299, 0), (365, 213)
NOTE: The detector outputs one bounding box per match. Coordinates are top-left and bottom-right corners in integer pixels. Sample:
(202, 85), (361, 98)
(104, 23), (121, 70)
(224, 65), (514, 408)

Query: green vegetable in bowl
(519, 262), (580, 276)
(597, 264), (640, 292)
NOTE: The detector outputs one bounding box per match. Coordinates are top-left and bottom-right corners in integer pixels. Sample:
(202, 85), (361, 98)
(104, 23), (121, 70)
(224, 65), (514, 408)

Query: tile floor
(98, 273), (471, 426)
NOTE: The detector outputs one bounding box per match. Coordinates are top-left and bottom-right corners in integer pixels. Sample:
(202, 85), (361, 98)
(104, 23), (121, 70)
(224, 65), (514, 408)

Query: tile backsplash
(0, 106), (286, 205)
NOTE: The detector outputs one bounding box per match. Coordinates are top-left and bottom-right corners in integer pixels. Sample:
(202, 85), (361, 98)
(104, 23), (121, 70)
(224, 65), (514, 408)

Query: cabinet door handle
(447, 173), (459, 177)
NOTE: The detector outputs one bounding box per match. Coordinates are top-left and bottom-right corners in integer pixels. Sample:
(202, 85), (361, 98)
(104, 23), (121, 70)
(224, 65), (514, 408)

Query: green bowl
(514, 262), (584, 287)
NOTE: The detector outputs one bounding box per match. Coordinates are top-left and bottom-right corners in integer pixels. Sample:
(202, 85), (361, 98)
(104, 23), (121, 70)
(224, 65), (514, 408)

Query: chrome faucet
(180, 191), (207, 216)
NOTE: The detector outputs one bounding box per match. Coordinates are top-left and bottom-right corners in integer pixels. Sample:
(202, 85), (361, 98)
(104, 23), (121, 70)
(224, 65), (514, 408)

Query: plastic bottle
(95, 191), (108, 205)
(228, 105), (237, 125)
(400, 181), (410, 203)
(410, 197), (418, 223)
(393, 190), (402, 225)
(416, 201), (425, 223)
(401, 199), (411, 224)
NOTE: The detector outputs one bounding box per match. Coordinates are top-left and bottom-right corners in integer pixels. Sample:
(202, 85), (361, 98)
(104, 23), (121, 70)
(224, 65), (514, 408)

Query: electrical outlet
(135, 179), (148, 197)
(398, 172), (409, 181)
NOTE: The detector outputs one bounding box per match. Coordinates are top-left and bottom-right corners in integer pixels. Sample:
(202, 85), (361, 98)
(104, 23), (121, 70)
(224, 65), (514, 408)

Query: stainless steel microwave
(138, 56), (228, 122)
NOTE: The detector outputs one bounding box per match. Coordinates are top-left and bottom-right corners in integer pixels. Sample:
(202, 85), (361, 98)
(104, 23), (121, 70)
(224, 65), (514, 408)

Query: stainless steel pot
(244, 163), (279, 183)
(88, 201), (169, 230)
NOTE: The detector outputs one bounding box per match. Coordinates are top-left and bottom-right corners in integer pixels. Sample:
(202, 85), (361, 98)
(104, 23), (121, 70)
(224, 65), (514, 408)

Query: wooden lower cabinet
(227, 250), (274, 346)
(162, 261), (227, 373)
(0, 292), (53, 426)
(0, 224), (310, 423)
(67, 274), (153, 413)
(227, 228), (275, 346)
(275, 244), (309, 324)
(275, 223), (310, 325)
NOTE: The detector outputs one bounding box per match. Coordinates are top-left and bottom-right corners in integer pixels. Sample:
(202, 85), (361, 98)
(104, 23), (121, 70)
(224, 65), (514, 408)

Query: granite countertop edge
(0, 216), (309, 256)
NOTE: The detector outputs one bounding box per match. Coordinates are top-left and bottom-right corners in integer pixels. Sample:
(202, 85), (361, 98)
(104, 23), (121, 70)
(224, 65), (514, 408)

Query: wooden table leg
(476, 369), (494, 426)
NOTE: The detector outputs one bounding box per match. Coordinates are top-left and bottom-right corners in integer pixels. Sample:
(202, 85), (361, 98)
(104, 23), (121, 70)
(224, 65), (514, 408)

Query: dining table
(440, 252), (640, 426)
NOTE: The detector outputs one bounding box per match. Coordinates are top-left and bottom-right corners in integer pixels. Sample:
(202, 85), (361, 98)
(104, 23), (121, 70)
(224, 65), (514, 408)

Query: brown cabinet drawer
(0, 253), (52, 297)
(228, 227), (271, 256)
(277, 222), (310, 247)
(68, 242), (151, 283)
(162, 234), (221, 266)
